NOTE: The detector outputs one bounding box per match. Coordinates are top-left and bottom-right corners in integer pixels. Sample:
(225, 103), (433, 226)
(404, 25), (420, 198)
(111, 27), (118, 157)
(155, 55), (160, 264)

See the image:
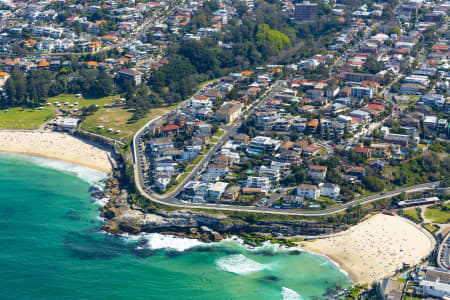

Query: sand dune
(0, 131), (113, 173)
(302, 214), (435, 284)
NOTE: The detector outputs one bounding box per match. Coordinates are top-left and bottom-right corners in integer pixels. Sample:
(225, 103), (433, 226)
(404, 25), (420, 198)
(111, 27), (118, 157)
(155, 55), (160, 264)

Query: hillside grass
(81, 104), (177, 143)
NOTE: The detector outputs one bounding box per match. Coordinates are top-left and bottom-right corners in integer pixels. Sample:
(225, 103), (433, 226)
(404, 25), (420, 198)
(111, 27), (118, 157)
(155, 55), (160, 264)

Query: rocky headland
(97, 179), (351, 244)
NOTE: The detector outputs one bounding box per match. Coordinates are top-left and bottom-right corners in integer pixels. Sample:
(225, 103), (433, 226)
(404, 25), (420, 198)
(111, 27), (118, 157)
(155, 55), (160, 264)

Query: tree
(387, 26), (401, 36)
(365, 176), (385, 192)
(326, 168), (342, 184)
(74, 21), (82, 36)
(361, 57), (383, 74)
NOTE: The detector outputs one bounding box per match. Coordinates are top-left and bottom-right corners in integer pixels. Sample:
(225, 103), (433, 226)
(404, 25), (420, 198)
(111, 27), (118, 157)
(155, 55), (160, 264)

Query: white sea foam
(96, 216), (106, 222)
(216, 254), (269, 275)
(145, 233), (205, 251)
(120, 232), (205, 251)
(219, 235), (300, 254)
(281, 287), (302, 300)
(93, 197), (111, 206)
(0, 153), (106, 185)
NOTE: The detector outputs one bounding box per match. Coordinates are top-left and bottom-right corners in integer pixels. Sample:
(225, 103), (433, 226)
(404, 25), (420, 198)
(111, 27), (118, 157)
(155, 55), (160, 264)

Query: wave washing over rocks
(123, 232), (206, 252)
(0, 153), (107, 185)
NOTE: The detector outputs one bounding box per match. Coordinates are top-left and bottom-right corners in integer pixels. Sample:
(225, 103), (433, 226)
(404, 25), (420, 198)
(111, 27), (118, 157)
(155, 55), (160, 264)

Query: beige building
(215, 103), (242, 124)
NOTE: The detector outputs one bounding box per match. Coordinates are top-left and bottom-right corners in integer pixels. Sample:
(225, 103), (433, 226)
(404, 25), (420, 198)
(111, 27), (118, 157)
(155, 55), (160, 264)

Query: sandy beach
(302, 213), (435, 285)
(0, 131), (114, 173)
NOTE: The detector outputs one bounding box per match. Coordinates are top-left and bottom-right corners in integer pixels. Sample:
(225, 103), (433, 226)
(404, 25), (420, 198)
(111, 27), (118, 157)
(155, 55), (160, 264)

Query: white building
(155, 174), (171, 191)
(259, 165), (281, 181)
(207, 164), (229, 177)
(350, 86), (374, 99)
(296, 184), (320, 199)
(246, 176), (271, 192)
(207, 182), (228, 200)
(247, 136), (281, 154)
(319, 183), (340, 199)
(419, 267), (450, 298)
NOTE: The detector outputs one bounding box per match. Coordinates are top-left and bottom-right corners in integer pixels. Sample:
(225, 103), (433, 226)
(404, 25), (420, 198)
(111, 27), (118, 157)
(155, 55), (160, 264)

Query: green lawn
(165, 172), (190, 194)
(81, 104), (177, 143)
(47, 94), (118, 109)
(185, 165), (195, 172)
(0, 107), (55, 129)
(214, 129), (225, 138)
(424, 208), (450, 224)
(403, 208), (422, 223)
(423, 223), (439, 234)
(200, 147), (209, 154)
(191, 155), (204, 165)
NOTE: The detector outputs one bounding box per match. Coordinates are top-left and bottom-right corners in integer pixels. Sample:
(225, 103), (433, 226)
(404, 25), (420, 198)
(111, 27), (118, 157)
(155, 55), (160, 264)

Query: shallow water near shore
(0, 154), (351, 299)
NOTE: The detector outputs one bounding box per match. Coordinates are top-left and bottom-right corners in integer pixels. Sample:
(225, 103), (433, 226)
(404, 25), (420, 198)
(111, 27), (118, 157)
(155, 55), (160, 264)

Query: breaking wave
(121, 233), (205, 252)
(281, 287), (303, 300)
(216, 254), (270, 275)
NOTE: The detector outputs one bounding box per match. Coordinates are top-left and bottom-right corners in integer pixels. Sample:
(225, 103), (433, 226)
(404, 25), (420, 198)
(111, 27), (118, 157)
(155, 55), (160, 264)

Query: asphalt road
(131, 78), (441, 216)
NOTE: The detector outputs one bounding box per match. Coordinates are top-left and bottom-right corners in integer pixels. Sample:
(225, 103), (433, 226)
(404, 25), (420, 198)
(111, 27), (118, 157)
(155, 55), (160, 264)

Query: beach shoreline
(0, 131), (114, 173)
(301, 213), (436, 285)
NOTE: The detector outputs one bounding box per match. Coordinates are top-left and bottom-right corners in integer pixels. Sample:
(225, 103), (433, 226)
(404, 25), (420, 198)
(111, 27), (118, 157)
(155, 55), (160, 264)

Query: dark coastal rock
(99, 182), (348, 243)
(90, 192), (104, 199)
(262, 275), (279, 282)
(89, 185), (102, 192)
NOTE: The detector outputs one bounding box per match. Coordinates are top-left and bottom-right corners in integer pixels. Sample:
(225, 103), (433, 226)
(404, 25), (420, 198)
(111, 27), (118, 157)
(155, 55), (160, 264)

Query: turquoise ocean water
(0, 153), (351, 300)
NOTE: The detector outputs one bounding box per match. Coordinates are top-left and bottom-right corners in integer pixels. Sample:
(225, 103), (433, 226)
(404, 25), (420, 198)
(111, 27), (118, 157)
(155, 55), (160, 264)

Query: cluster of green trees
(391, 152), (450, 186)
(184, 1), (220, 33)
(5, 69), (56, 107)
(360, 57), (383, 74)
(141, 0), (346, 119)
(4, 68), (115, 107)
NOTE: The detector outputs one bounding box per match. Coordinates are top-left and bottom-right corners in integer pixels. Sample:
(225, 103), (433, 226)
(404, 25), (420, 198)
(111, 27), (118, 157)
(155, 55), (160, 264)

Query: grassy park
(81, 105), (176, 143)
(423, 223), (439, 234)
(47, 94), (118, 109)
(403, 208), (422, 223)
(0, 107), (55, 130)
(424, 207), (450, 224)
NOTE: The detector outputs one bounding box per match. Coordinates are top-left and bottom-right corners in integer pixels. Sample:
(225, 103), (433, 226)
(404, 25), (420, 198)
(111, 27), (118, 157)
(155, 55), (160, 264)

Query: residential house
(344, 167), (366, 180)
(149, 137), (174, 153)
(377, 278), (404, 300)
(207, 164), (229, 177)
(307, 119), (319, 133)
(259, 165), (281, 181)
(247, 136), (281, 155)
(155, 173), (171, 191)
(207, 182), (228, 200)
(296, 184), (320, 199)
(246, 176), (271, 192)
(370, 143), (391, 158)
(282, 195), (305, 208)
(319, 183), (340, 199)
(223, 185), (240, 201)
(303, 144), (320, 156)
(215, 103), (242, 124)
(418, 267), (450, 298)
(119, 69), (143, 85)
(234, 133), (250, 144)
(350, 86), (374, 99)
(307, 165), (327, 181)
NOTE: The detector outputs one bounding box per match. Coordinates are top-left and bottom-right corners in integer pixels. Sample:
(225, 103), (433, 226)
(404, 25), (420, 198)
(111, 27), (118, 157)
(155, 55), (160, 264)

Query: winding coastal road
(131, 82), (441, 216)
